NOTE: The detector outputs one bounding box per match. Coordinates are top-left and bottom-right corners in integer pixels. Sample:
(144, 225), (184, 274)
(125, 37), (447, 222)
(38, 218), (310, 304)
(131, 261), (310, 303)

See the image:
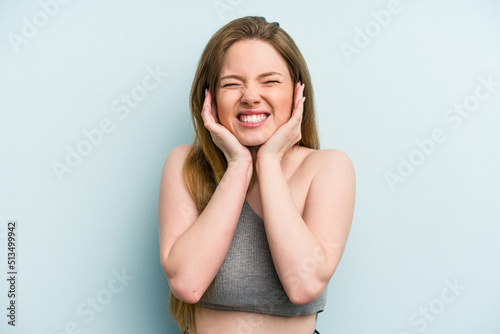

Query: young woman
(158, 16), (355, 334)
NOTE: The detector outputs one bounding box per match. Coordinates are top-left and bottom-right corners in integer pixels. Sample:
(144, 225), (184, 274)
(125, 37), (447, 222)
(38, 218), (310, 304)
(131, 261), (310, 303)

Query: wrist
(227, 154), (253, 168)
(226, 159), (252, 178)
(256, 151), (282, 164)
(225, 148), (252, 167)
(256, 154), (282, 176)
(226, 159), (253, 187)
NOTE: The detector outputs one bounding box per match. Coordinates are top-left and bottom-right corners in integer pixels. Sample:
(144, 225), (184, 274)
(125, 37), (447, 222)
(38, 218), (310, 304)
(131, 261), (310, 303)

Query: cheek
(218, 112), (233, 131)
(275, 93), (294, 122)
(215, 96), (232, 126)
(216, 92), (243, 126)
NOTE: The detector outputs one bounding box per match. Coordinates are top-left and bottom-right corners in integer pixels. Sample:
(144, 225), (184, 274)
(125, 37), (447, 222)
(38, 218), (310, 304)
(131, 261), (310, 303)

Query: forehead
(220, 39), (290, 78)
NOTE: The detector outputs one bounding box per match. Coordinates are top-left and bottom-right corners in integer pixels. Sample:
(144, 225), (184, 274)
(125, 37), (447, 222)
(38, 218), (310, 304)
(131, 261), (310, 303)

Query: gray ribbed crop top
(199, 200), (327, 316)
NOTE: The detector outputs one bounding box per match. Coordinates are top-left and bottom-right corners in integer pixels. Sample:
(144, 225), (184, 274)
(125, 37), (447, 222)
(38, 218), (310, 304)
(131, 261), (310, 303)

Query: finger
(203, 89), (212, 110)
(203, 94), (226, 136)
(202, 95), (217, 132)
(201, 103), (213, 128)
(293, 82), (303, 112)
(202, 90), (217, 123)
(210, 91), (220, 123)
(293, 82), (301, 109)
(292, 97), (305, 127)
(201, 90), (211, 118)
(292, 83), (305, 118)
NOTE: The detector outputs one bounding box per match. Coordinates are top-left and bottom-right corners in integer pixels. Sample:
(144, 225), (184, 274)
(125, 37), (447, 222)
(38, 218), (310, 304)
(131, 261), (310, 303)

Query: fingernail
(302, 96), (306, 103)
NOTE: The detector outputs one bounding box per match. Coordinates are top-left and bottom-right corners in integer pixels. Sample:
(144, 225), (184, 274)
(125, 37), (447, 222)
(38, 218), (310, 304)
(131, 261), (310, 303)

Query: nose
(240, 84), (261, 107)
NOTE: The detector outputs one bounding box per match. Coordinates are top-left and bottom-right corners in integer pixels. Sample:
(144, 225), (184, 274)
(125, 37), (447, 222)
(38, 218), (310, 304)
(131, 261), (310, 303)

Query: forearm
(165, 161), (252, 302)
(257, 157), (329, 304)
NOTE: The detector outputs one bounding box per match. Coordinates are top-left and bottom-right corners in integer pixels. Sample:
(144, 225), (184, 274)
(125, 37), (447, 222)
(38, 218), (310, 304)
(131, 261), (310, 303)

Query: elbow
(161, 260), (204, 304)
(166, 275), (204, 304)
(172, 284), (204, 304)
(287, 280), (327, 305)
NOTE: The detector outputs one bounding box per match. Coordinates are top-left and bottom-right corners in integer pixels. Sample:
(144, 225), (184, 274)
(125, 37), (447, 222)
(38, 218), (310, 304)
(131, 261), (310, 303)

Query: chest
(245, 164), (314, 219)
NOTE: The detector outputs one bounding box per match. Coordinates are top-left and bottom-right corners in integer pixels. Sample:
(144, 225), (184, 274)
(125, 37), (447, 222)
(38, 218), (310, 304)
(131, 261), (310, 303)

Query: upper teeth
(239, 114), (268, 123)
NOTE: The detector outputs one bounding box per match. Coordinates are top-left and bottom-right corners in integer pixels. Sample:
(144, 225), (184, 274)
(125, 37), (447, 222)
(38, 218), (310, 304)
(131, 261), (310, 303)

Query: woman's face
(215, 39), (294, 147)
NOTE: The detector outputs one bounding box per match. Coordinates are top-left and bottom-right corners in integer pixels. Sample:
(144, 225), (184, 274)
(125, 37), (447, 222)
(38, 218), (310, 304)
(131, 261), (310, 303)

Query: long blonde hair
(169, 16), (319, 333)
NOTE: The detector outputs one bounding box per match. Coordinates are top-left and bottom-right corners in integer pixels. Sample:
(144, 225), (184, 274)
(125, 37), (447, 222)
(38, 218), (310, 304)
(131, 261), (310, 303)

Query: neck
(247, 145), (260, 187)
(248, 145), (260, 163)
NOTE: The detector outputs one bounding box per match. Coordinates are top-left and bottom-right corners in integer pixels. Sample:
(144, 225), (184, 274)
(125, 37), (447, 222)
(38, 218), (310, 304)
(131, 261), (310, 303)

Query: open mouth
(237, 113), (270, 124)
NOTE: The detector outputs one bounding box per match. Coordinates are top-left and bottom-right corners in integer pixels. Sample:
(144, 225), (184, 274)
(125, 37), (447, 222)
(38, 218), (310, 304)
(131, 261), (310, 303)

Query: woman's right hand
(201, 89), (252, 165)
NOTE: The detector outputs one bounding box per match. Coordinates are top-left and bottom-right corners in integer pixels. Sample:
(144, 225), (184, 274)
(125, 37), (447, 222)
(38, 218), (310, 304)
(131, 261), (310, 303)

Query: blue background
(1, 0), (499, 333)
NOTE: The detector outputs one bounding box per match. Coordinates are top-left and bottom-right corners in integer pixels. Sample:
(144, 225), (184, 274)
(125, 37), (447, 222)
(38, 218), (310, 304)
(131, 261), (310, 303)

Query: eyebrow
(219, 71), (283, 81)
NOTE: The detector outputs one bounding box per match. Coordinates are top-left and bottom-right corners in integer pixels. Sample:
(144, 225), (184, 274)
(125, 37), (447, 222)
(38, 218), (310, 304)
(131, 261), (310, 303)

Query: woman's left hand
(257, 82), (305, 162)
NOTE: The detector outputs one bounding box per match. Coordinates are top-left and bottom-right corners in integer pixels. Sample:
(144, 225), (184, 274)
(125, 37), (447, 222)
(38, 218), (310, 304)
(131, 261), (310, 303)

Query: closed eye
(222, 83), (239, 87)
(264, 81), (279, 84)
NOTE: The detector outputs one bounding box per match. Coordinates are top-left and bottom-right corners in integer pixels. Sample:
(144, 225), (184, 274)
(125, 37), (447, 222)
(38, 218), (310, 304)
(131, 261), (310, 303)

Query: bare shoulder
(299, 147), (355, 177)
(165, 144), (192, 161)
(159, 144), (196, 223)
(162, 144), (192, 173)
(313, 148), (354, 172)
(159, 144), (193, 193)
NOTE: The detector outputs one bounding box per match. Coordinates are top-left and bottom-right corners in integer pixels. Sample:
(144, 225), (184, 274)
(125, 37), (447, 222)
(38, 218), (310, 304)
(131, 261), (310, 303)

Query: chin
(238, 135), (270, 147)
(240, 139), (265, 147)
